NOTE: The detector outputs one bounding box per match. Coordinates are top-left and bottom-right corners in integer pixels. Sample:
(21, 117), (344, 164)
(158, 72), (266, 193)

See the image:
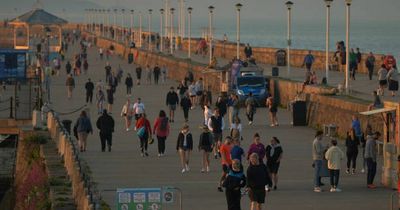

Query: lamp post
(187, 7), (193, 59)
(285, 1), (293, 77)
(107, 9), (111, 38)
(130, 10), (134, 43)
(121, 9), (125, 42)
(113, 9), (117, 41)
(45, 27), (51, 103)
(345, 0), (351, 93)
(208, 5), (214, 65)
(148, 9), (153, 51)
(235, 3), (242, 60)
(160, 9), (164, 52)
(170, 8), (175, 54)
(325, 0), (333, 84)
(139, 11), (142, 48)
(102, 9), (106, 37)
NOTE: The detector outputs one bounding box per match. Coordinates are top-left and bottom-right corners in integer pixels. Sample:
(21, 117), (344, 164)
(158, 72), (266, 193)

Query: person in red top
(218, 136), (233, 192)
(153, 110), (170, 157)
(135, 114), (152, 157)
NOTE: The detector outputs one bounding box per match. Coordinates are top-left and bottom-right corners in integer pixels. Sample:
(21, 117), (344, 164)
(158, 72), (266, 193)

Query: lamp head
(170, 8), (175, 14)
(345, 0), (352, 5)
(208, 5), (215, 13)
(325, 0), (333, 6)
(187, 7), (193, 13)
(285, 1), (294, 9)
(114, 9), (117, 13)
(121, 9), (125, 13)
(149, 9), (153, 14)
(160, 8), (164, 14)
(131, 9), (134, 14)
(235, 3), (243, 11)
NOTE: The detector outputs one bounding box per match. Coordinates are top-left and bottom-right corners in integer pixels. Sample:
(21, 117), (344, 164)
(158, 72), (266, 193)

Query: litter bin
(62, 120), (72, 134)
(276, 49), (287, 66)
(272, 67), (279, 77)
(292, 101), (307, 126)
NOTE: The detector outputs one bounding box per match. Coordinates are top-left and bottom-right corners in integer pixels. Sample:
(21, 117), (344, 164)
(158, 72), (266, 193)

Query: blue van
(235, 75), (269, 105)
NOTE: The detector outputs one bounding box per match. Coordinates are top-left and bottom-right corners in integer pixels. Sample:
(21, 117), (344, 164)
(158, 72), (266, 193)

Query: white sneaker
(335, 188), (342, 192)
(314, 187), (322, 193)
(181, 168), (186, 173)
(249, 121), (253, 125)
(141, 153), (144, 157)
(126, 128), (130, 131)
(158, 153), (161, 157)
(185, 164), (190, 172)
(270, 124), (275, 127)
(201, 168), (205, 173)
(330, 187), (336, 192)
(206, 166), (210, 172)
(361, 168), (365, 173)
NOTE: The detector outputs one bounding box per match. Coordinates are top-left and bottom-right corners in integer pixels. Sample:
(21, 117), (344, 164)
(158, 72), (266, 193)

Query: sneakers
(330, 187), (336, 192)
(249, 121), (253, 125)
(217, 186), (223, 192)
(351, 169), (355, 175)
(335, 188), (342, 192)
(181, 168), (186, 173)
(185, 164), (190, 172)
(314, 187), (322, 193)
(158, 153), (161, 157)
(361, 168), (365, 173)
(346, 169), (350, 174)
(145, 152), (149, 157)
(141, 153), (144, 157)
(206, 166), (210, 173)
(126, 128), (130, 131)
(270, 124), (275, 127)
(201, 168), (205, 173)
(367, 184), (377, 189)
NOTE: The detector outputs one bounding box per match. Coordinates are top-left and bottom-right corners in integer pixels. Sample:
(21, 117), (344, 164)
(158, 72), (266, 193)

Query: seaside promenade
(45, 33), (395, 210)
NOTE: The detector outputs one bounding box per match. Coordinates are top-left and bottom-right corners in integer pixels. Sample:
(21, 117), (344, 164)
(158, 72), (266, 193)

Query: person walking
(208, 108), (225, 159)
(135, 114), (152, 157)
(104, 62), (112, 81)
(245, 92), (256, 125)
(247, 133), (265, 163)
(85, 78), (94, 104)
(231, 138), (245, 165)
(365, 132), (380, 189)
(65, 61), (72, 75)
(215, 95), (227, 120)
(135, 65), (142, 85)
(65, 74), (75, 99)
(265, 137), (283, 190)
(106, 89), (114, 114)
(325, 139), (345, 192)
(180, 93), (192, 122)
(377, 64), (388, 96)
(145, 65), (152, 84)
(246, 153), (272, 210)
(177, 80), (188, 101)
(199, 125), (213, 173)
(387, 66), (399, 97)
(83, 59), (89, 74)
(230, 117), (242, 141)
(153, 110), (170, 157)
(165, 87), (179, 123)
(96, 109), (115, 152)
(302, 50), (315, 71)
(195, 78), (204, 105)
(121, 99), (133, 131)
(96, 88), (106, 114)
(349, 49), (357, 80)
(366, 52), (376, 80)
(161, 64), (168, 84)
(125, 73), (133, 96)
(133, 97), (145, 120)
(218, 136), (233, 192)
(99, 47), (104, 60)
(345, 129), (359, 174)
(176, 124), (193, 173)
(74, 111), (93, 152)
(312, 130), (325, 192)
(266, 95), (278, 127)
(222, 159), (246, 210)
(153, 64), (161, 84)
(188, 81), (197, 109)
(203, 103), (212, 126)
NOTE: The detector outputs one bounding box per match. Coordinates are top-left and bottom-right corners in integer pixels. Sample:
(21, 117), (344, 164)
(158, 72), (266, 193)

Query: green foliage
(100, 200), (112, 210)
(24, 134), (48, 145)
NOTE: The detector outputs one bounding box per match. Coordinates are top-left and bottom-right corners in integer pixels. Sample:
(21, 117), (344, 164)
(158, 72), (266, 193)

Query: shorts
(196, 91), (203, 96)
(213, 132), (223, 143)
(267, 162), (280, 174)
(389, 80), (399, 91)
(135, 114), (142, 120)
(249, 188), (265, 204)
(379, 80), (387, 86)
(200, 146), (212, 153)
(169, 104), (176, 111)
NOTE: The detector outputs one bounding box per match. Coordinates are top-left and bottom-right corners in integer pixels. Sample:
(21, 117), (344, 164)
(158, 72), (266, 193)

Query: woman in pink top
(247, 133), (266, 163)
(153, 110), (170, 157)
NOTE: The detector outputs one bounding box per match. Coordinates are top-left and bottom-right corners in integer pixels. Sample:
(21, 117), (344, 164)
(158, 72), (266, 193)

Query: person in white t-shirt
(133, 97), (145, 120)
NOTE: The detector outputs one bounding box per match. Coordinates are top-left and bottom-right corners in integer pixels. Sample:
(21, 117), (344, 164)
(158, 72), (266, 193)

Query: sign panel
(116, 188), (162, 210)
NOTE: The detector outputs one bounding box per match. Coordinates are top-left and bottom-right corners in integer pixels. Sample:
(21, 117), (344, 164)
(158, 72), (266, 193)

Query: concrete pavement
(47, 41), (395, 210)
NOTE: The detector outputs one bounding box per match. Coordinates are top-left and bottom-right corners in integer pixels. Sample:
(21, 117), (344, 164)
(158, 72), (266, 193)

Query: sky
(0, 0), (399, 23)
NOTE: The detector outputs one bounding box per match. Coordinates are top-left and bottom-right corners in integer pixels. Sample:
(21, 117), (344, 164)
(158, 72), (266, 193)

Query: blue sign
(116, 188), (162, 210)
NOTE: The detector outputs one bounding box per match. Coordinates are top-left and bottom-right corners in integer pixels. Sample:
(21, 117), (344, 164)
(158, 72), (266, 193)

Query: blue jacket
(75, 116), (93, 133)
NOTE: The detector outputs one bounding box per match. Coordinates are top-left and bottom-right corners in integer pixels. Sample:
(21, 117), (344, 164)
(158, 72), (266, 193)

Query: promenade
(47, 38), (394, 210)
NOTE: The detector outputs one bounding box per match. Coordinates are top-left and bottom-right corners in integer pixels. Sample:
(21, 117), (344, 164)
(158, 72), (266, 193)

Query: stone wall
(181, 39), (385, 75)
(91, 32), (384, 138)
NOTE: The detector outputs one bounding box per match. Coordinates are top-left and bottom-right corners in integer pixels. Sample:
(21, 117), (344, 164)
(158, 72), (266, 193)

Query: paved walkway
(47, 40), (394, 210)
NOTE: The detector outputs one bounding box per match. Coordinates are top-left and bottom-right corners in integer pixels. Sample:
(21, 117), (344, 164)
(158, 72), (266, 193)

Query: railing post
(10, 96), (13, 119)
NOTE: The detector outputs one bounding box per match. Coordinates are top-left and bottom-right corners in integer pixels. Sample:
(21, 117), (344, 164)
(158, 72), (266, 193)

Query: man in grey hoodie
(364, 131), (380, 189)
(312, 130), (325, 192)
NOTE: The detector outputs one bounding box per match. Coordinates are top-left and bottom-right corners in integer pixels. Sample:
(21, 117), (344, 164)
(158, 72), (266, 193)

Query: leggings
(140, 134), (148, 152)
(157, 136), (167, 154)
(346, 149), (358, 169)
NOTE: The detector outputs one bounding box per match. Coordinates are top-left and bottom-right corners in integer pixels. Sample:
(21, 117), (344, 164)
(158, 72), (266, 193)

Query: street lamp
(235, 3), (242, 60)
(45, 27), (51, 103)
(148, 9), (153, 51)
(102, 9), (106, 37)
(130, 10), (134, 43)
(345, 0), (351, 93)
(170, 8), (175, 54)
(187, 7), (193, 59)
(113, 9), (117, 41)
(107, 9), (111, 38)
(208, 5), (215, 65)
(285, 1), (293, 77)
(139, 11), (142, 48)
(160, 9), (164, 52)
(325, 0), (333, 84)
(121, 9), (125, 42)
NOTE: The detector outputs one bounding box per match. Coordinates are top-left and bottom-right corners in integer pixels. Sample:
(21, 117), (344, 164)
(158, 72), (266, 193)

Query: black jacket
(176, 132), (193, 150)
(180, 97), (192, 110)
(223, 170), (246, 191)
(96, 113), (115, 134)
(166, 91), (179, 105)
(346, 136), (360, 152)
(198, 132), (213, 150)
(85, 81), (94, 93)
(246, 163), (272, 189)
(125, 77), (133, 87)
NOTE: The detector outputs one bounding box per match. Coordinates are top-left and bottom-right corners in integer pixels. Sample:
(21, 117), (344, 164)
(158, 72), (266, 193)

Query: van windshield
(237, 77), (265, 88)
